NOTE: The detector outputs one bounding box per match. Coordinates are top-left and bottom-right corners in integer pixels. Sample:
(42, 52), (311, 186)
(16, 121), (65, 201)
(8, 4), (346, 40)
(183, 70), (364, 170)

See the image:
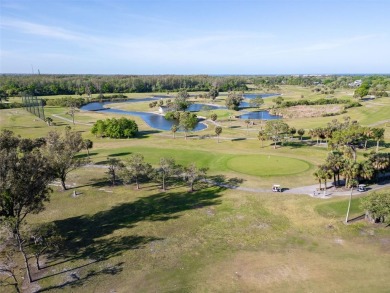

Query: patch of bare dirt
(272, 105), (343, 118)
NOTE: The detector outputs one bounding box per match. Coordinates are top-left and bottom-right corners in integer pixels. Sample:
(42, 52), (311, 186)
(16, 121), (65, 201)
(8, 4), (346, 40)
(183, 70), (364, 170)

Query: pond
(80, 93), (281, 130)
(80, 103), (207, 131)
(238, 111), (281, 120)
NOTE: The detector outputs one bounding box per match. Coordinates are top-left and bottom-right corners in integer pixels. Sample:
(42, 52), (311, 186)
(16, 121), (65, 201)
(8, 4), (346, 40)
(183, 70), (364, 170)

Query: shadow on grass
(231, 137), (246, 141)
(108, 152), (132, 157)
(207, 175), (245, 188)
(74, 152), (98, 159)
(36, 262), (125, 292)
(283, 141), (306, 149)
(52, 186), (224, 261)
(136, 130), (161, 138)
(36, 186), (223, 289)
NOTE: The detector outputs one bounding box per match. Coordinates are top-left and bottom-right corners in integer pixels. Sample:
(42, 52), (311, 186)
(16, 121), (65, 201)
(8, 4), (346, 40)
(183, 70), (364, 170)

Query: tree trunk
(376, 140), (379, 152)
(16, 232), (33, 283)
(60, 177), (67, 190)
(190, 181), (194, 192)
(345, 186), (353, 223)
(86, 148), (90, 157)
(323, 179), (327, 196)
(333, 173), (337, 188)
(364, 139), (368, 150)
(162, 173), (166, 191)
(136, 177), (139, 190)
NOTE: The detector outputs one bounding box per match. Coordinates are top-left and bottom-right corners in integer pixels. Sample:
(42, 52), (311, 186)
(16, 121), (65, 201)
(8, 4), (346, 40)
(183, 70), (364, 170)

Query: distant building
(349, 80), (362, 87)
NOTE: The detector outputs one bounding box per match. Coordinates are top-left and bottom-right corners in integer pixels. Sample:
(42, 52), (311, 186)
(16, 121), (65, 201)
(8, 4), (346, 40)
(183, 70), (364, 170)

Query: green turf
(226, 154), (311, 176)
(315, 195), (365, 219)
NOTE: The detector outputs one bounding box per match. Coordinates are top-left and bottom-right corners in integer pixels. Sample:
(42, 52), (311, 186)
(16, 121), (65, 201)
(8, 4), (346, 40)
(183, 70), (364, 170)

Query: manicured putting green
(226, 155), (311, 176)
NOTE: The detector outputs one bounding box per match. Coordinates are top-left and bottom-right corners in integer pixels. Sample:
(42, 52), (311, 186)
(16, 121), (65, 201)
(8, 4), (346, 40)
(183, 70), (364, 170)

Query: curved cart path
(83, 164), (390, 199)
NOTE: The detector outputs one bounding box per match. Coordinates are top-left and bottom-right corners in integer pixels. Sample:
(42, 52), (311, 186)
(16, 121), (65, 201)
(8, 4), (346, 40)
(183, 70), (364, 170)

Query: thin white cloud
(1, 18), (83, 41)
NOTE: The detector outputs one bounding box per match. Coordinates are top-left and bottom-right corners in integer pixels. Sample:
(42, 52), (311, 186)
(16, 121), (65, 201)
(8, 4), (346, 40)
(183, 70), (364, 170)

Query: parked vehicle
(272, 184), (282, 192)
(357, 184), (367, 192)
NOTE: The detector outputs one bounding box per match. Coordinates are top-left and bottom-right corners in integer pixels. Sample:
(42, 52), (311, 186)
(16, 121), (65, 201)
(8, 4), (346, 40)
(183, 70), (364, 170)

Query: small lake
(80, 93), (281, 130)
(238, 111), (281, 120)
(81, 103), (207, 131)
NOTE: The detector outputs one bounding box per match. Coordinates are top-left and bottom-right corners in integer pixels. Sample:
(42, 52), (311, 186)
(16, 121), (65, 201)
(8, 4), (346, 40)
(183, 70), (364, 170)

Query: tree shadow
(207, 175), (245, 188)
(74, 152), (98, 159)
(231, 138), (246, 141)
(51, 186), (224, 262)
(283, 141), (306, 149)
(136, 130), (161, 139)
(108, 152), (132, 157)
(36, 262), (125, 292)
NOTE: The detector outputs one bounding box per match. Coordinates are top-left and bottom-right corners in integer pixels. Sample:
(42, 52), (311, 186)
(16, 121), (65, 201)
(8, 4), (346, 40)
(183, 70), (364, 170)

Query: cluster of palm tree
(308, 117), (385, 153)
(314, 151), (390, 190)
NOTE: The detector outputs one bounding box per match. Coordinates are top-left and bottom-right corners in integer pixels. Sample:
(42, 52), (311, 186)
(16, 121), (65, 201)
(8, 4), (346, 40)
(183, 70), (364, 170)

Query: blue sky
(1, 0), (389, 74)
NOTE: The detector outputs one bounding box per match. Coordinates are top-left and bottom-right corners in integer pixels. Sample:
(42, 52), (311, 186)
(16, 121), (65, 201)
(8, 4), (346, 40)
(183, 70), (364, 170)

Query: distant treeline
(1, 74), (389, 98)
(0, 75), (248, 97)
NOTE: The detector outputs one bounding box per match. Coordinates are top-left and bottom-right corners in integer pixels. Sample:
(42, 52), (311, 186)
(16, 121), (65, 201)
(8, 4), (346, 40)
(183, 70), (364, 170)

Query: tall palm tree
(326, 151), (344, 187)
(368, 153), (390, 182)
(342, 160), (360, 188)
(345, 178), (358, 224)
(171, 125), (178, 139)
(359, 160), (374, 182)
(371, 128), (385, 152)
(313, 167), (325, 191)
(257, 130), (267, 148)
(215, 126), (222, 143)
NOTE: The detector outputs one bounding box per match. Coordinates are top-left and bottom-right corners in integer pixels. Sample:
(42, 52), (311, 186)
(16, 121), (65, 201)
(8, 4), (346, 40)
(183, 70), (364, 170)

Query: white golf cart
(357, 184), (367, 192)
(272, 184), (282, 192)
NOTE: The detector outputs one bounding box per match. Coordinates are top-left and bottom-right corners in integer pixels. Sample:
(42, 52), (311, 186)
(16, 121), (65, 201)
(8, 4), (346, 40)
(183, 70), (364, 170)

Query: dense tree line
(0, 75), (248, 97)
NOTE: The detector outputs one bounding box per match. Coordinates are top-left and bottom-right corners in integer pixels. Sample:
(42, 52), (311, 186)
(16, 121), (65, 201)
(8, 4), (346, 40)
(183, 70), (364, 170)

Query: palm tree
(342, 160), (360, 188)
(368, 153), (390, 182)
(257, 130), (267, 148)
(359, 160), (374, 182)
(83, 139), (93, 157)
(371, 128), (385, 152)
(362, 127), (373, 150)
(297, 128), (305, 141)
(245, 119), (251, 134)
(171, 125), (178, 139)
(345, 179), (358, 224)
(215, 126), (222, 143)
(313, 168), (325, 191)
(45, 117), (53, 126)
(326, 151), (344, 187)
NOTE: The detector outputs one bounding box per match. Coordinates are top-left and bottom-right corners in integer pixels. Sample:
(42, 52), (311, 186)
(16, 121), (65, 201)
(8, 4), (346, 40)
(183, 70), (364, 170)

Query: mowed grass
(24, 173), (390, 293)
(227, 155), (311, 176)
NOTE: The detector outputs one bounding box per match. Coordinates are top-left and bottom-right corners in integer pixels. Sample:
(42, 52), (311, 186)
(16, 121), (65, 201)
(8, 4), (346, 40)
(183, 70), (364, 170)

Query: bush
(91, 117), (138, 138)
(361, 192), (390, 224)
